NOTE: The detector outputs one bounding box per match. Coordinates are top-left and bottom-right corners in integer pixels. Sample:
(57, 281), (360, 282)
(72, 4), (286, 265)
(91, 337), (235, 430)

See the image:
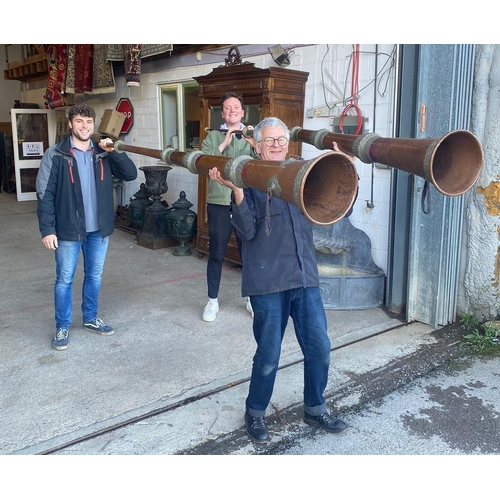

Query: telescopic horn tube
(112, 140), (358, 225)
(289, 126), (483, 197)
(203, 126), (254, 138)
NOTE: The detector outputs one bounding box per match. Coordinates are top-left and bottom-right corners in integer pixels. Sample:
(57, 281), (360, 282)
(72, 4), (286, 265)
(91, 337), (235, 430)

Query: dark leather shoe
(245, 412), (270, 442)
(304, 412), (348, 433)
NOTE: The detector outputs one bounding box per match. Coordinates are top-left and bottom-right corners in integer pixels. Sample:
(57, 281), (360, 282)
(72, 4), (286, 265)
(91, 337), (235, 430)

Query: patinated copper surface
(113, 141), (358, 226)
(290, 127), (484, 197)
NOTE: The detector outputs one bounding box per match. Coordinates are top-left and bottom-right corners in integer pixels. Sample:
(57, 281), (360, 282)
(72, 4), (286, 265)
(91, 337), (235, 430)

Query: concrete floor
(0, 189), (444, 456)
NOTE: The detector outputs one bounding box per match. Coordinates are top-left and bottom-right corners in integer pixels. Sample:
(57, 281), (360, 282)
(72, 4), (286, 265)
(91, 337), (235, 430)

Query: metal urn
(166, 191), (197, 256)
(128, 182), (152, 228)
(136, 165), (177, 250)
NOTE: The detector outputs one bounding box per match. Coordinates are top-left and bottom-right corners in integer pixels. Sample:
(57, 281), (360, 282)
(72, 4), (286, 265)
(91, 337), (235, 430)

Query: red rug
(44, 44), (67, 109)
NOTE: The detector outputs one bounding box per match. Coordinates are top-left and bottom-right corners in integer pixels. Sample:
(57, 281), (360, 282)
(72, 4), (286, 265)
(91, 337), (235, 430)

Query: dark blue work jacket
(36, 134), (137, 241)
(231, 187), (320, 297)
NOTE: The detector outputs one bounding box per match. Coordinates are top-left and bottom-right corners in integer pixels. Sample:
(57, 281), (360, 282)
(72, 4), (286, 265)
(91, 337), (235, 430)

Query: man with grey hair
(209, 116), (347, 442)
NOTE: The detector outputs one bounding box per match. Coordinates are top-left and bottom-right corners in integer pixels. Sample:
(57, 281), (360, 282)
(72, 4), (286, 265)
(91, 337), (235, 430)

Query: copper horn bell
(112, 140), (358, 225)
(289, 127), (483, 197)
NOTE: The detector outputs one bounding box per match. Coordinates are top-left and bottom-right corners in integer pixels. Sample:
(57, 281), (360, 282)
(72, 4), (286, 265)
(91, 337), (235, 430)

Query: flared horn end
(299, 151), (358, 225)
(430, 130), (483, 196)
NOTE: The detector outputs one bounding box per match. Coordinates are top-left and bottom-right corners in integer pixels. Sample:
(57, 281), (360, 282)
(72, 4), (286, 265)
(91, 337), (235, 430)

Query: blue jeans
(53, 231), (109, 329)
(245, 287), (330, 417)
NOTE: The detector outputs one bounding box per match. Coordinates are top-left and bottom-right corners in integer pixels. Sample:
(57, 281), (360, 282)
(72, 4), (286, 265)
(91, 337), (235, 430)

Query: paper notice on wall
(22, 142), (44, 157)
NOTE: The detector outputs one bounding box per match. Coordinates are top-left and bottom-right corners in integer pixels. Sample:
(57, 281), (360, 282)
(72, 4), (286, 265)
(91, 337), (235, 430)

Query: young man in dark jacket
(36, 103), (137, 351)
(208, 117), (348, 442)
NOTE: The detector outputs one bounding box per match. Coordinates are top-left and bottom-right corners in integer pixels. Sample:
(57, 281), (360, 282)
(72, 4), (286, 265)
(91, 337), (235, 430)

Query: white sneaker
(246, 297), (254, 318)
(203, 300), (219, 322)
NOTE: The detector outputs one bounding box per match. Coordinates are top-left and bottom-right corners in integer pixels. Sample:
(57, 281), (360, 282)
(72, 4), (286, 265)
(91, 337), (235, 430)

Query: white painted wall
(17, 44), (397, 274)
(460, 44), (500, 321)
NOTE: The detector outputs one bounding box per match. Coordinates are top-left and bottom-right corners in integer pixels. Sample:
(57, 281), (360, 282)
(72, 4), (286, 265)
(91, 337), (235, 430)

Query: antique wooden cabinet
(194, 62), (309, 264)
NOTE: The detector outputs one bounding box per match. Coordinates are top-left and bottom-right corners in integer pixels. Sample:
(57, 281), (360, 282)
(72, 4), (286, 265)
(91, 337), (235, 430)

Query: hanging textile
(105, 43), (172, 61)
(92, 45), (116, 94)
(105, 44), (173, 87)
(44, 44), (67, 109)
(43, 43), (172, 105)
(65, 44), (76, 94)
(105, 44), (124, 61)
(123, 44), (142, 86)
(73, 44), (93, 95)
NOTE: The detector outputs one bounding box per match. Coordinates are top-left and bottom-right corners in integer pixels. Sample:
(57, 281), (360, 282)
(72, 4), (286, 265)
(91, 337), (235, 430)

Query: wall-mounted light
(268, 45), (291, 67)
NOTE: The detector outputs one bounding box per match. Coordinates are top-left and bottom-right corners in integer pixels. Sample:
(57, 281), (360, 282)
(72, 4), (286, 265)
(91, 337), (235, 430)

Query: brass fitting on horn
(113, 140), (125, 153)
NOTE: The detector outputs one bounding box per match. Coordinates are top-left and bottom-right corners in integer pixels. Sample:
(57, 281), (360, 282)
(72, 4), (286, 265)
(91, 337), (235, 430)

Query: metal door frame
(386, 44), (475, 327)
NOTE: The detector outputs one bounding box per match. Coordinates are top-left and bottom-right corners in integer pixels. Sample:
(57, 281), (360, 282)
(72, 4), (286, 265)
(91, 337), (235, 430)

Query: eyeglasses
(260, 137), (288, 146)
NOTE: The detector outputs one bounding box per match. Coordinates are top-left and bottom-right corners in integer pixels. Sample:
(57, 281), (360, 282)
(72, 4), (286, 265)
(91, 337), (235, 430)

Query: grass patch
(460, 314), (500, 355)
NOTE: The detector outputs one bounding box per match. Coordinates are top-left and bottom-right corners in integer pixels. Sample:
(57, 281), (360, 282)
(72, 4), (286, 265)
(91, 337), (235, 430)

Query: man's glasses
(261, 137), (288, 146)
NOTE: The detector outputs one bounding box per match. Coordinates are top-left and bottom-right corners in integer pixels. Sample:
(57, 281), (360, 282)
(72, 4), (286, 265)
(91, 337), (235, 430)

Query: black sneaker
(304, 411), (348, 433)
(83, 318), (114, 336)
(245, 412), (270, 442)
(52, 328), (69, 351)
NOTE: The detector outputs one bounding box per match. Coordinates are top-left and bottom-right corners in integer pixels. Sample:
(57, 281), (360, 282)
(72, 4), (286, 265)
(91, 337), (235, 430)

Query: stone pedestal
(136, 165), (177, 250)
(136, 206), (178, 250)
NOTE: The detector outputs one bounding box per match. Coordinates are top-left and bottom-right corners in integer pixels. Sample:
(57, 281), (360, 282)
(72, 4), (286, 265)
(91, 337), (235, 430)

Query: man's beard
(71, 129), (92, 142)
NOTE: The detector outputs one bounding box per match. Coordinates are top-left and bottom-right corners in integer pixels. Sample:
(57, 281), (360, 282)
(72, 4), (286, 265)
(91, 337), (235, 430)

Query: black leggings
(206, 203), (242, 298)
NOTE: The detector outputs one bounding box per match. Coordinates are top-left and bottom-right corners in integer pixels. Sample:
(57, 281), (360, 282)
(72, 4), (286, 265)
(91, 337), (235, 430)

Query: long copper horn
(289, 126), (483, 197)
(112, 141), (358, 226)
(203, 125), (254, 137)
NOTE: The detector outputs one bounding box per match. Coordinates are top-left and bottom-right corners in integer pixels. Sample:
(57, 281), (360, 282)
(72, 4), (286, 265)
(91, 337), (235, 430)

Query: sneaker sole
(303, 418), (348, 433)
(83, 326), (115, 336)
(202, 306), (219, 322)
(52, 344), (68, 351)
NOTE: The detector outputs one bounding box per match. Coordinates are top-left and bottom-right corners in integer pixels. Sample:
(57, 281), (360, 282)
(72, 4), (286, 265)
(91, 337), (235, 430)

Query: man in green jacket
(201, 91), (254, 322)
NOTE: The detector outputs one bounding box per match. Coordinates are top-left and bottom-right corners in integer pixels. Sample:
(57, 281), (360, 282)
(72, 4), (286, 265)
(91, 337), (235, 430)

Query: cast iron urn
(128, 183), (152, 228)
(136, 165), (175, 250)
(166, 191), (197, 256)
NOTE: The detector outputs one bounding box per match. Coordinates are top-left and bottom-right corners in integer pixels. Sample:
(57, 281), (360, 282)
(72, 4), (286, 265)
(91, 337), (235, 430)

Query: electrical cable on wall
(320, 45), (344, 110)
(339, 44), (363, 135)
